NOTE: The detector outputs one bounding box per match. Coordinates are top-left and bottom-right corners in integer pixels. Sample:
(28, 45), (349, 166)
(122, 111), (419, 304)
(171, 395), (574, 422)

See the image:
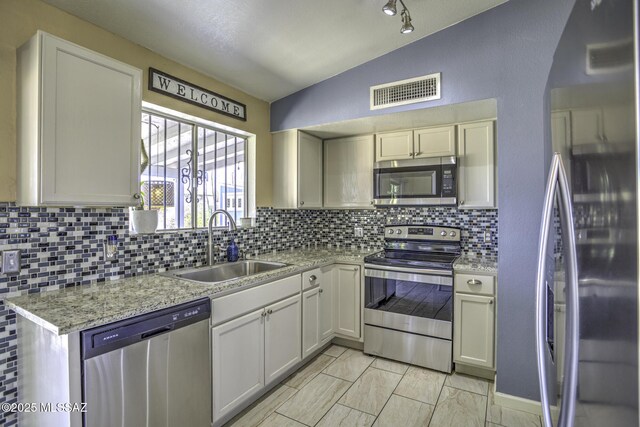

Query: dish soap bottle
(227, 238), (239, 262)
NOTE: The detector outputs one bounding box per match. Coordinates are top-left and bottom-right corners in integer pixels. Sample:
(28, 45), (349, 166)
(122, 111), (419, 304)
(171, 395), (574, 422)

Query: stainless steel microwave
(373, 157), (456, 206)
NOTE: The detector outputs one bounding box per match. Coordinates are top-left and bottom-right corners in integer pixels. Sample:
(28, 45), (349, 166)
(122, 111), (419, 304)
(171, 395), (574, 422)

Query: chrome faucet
(207, 210), (238, 265)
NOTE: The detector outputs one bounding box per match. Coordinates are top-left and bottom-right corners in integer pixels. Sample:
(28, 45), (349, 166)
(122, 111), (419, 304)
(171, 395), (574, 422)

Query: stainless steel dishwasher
(81, 298), (211, 427)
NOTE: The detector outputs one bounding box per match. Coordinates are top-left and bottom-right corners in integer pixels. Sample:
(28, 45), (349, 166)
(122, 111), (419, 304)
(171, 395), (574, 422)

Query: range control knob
(449, 231), (457, 237)
(440, 230), (447, 236)
(387, 229), (395, 235)
(396, 229), (402, 235)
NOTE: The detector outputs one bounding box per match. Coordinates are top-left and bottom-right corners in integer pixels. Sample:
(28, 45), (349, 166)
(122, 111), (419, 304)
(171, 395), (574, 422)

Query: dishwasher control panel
(81, 298), (211, 360)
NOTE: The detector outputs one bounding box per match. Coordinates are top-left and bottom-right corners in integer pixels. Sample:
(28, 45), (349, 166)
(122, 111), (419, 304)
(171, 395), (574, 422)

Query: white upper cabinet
(413, 126), (456, 158)
(324, 135), (374, 208)
(571, 104), (634, 145)
(570, 108), (604, 145)
(17, 31), (142, 206)
(375, 126), (455, 162)
(375, 130), (413, 162)
(272, 130), (322, 208)
(457, 121), (496, 209)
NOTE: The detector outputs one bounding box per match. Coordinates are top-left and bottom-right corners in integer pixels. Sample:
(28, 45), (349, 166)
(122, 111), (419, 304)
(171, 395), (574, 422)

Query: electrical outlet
(484, 230), (492, 243)
(354, 227), (364, 238)
(2, 250), (21, 275)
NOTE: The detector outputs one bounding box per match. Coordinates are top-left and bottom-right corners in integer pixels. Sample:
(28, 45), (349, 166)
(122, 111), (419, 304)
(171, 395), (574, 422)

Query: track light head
(382, 0), (397, 16)
(400, 8), (414, 34)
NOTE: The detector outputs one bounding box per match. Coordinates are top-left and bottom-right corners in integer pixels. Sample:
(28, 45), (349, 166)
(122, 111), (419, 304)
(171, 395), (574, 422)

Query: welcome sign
(148, 68), (246, 121)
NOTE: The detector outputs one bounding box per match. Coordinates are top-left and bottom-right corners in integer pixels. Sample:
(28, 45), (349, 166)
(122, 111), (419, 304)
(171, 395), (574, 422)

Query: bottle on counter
(227, 238), (239, 262)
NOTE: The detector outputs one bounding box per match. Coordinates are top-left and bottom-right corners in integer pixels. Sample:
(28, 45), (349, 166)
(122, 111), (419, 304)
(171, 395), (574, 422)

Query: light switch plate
(2, 250), (21, 275)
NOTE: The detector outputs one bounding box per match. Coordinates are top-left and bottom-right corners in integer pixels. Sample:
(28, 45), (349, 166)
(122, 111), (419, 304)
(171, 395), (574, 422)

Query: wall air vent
(586, 39), (633, 75)
(370, 73), (441, 110)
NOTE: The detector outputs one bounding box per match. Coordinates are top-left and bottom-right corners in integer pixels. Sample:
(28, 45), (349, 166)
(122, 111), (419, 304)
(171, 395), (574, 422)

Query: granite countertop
(453, 254), (498, 275)
(5, 248), (376, 336)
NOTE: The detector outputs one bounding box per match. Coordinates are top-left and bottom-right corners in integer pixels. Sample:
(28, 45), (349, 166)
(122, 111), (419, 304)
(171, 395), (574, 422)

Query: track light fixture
(382, 0), (397, 16)
(382, 0), (414, 34)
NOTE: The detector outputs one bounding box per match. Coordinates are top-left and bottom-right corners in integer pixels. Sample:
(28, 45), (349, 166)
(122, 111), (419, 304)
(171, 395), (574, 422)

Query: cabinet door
(212, 309), (265, 422)
(324, 135), (374, 208)
(265, 294), (302, 384)
(453, 293), (495, 369)
(272, 130), (298, 208)
(298, 132), (323, 208)
(40, 33), (141, 206)
(458, 121), (495, 209)
(375, 131), (413, 162)
(319, 266), (335, 343)
(333, 265), (361, 339)
(414, 126), (456, 158)
(571, 108), (603, 145)
(302, 287), (321, 359)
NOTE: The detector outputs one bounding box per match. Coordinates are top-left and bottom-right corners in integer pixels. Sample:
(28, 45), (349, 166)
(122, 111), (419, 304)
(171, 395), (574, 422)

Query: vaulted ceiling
(43, 0), (508, 102)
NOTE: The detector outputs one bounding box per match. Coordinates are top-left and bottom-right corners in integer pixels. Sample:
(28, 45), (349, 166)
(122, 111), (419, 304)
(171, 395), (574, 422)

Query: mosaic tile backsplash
(0, 203), (497, 425)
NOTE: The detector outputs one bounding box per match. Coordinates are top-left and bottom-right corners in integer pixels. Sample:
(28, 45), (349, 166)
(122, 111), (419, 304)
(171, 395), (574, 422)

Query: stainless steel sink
(165, 260), (289, 284)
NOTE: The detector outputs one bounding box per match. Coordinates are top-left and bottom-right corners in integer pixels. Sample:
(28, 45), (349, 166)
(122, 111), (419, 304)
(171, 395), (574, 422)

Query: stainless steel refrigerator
(537, 0), (638, 426)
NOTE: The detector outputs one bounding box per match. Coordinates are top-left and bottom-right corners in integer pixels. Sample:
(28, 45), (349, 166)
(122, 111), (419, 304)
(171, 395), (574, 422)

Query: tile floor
(226, 345), (542, 427)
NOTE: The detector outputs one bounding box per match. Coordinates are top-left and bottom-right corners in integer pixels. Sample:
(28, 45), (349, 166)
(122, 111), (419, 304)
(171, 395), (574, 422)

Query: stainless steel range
(363, 225), (460, 373)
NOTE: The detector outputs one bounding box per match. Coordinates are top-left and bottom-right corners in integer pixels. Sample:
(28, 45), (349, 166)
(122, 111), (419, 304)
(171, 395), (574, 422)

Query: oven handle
(364, 267), (453, 286)
(364, 263), (452, 277)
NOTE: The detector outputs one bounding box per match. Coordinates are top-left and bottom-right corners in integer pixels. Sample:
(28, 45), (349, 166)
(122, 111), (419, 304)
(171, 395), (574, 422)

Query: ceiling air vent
(586, 39), (633, 75)
(370, 73), (441, 110)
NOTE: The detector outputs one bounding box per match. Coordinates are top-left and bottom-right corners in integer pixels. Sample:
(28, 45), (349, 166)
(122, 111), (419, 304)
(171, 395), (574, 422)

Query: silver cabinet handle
(319, 289), (323, 294)
(371, 200), (374, 205)
(409, 152), (415, 156)
(267, 309), (273, 315)
(261, 311), (266, 317)
(353, 267), (359, 272)
(133, 193), (141, 199)
(300, 201), (304, 206)
(460, 200), (465, 205)
(415, 151), (422, 156)
(489, 299), (494, 305)
(309, 275), (317, 282)
(467, 279), (482, 285)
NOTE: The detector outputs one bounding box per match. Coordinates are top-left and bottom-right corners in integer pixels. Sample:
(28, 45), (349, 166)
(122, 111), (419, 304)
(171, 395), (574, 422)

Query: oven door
(364, 265), (453, 340)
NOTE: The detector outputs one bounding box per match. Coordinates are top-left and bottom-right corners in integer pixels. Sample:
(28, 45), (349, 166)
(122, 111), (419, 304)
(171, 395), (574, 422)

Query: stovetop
(365, 224), (462, 271)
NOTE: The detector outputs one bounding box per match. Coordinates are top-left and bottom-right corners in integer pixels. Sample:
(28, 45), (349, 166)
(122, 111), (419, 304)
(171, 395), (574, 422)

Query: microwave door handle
(536, 153), (560, 427)
(557, 154), (579, 427)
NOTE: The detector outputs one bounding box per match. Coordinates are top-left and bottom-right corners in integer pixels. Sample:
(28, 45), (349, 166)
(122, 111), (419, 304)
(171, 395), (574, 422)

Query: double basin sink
(163, 260), (289, 284)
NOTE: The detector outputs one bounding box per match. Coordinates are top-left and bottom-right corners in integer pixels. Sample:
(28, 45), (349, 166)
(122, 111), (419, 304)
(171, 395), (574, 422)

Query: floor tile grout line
(370, 364), (409, 426)
(427, 375), (447, 427)
(287, 354), (339, 390)
(311, 353), (377, 426)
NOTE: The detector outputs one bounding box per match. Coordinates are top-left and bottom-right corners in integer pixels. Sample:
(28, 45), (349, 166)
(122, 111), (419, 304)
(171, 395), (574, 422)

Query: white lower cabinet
(319, 269), (334, 342)
(211, 276), (302, 424)
(453, 273), (496, 370)
(212, 309), (265, 422)
(302, 266), (335, 359)
(302, 287), (321, 359)
(264, 295), (302, 383)
(333, 264), (361, 339)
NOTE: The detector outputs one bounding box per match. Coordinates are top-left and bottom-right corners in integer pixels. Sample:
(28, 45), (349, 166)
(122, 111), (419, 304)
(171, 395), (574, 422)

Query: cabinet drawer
(302, 268), (322, 290)
(455, 273), (495, 295)
(211, 275), (301, 325)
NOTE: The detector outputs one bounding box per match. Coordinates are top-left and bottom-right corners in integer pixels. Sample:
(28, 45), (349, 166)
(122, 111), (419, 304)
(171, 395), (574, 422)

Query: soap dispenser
(227, 238), (239, 262)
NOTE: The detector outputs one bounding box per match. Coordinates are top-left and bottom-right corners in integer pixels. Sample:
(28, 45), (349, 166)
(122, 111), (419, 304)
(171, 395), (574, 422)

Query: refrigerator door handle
(536, 153), (559, 427)
(556, 153), (580, 427)
(535, 153), (579, 427)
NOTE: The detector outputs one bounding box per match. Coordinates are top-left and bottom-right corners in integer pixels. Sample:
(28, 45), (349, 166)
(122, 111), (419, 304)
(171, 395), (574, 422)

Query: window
(141, 109), (247, 229)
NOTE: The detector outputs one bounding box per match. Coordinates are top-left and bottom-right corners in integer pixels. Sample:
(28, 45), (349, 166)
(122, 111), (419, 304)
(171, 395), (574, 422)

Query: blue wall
(271, 0), (575, 401)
